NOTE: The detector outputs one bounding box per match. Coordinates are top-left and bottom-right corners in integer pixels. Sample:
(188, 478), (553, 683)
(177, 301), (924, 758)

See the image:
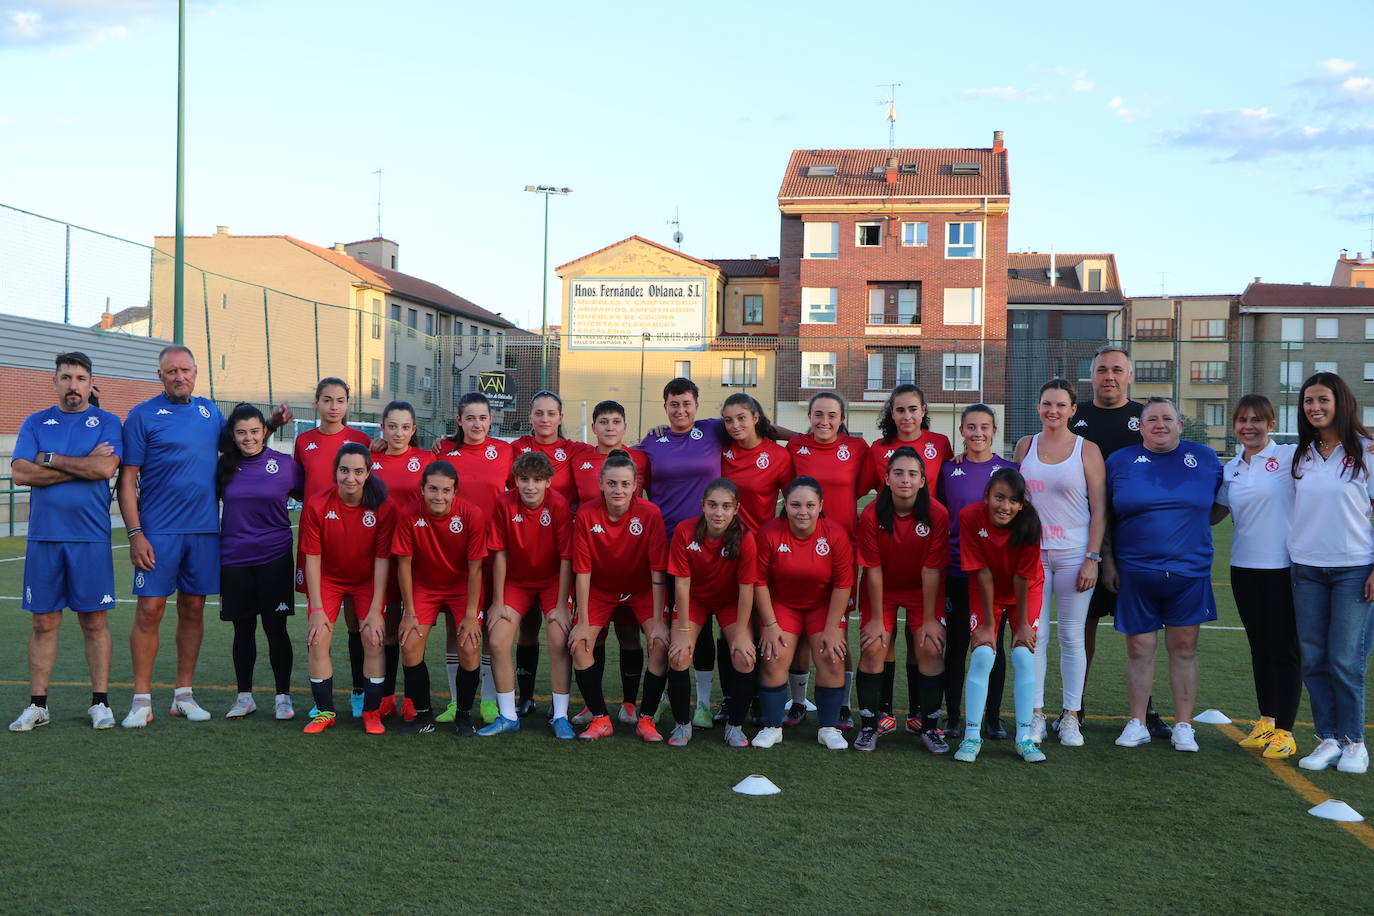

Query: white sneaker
(1299, 738), (1343, 771)
(225, 694), (257, 719)
(1337, 741), (1369, 774)
(169, 694), (212, 722)
(751, 726), (784, 748)
(1058, 712), (1084, 747)
(122, 703), (154, 728)
(9, 704), (50, 732)
(1115, 717), (1151, 747)
(1171, 721), (1199, 752)
(817, 726), (848, 750)
(88, 703), (115, 729)
(1029, 711), (1047, 743)
(274, 694), (295, 720)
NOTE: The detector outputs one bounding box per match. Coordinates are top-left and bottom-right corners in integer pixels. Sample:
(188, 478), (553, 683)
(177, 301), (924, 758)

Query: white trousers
(1033, 547), (1096, 712)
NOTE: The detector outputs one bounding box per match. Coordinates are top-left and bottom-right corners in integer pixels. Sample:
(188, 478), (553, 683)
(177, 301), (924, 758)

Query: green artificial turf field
(0, 522), (1371, 914)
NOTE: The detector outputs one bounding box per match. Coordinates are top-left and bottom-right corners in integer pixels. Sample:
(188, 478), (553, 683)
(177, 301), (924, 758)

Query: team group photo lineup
(9, 341), (1374, 775)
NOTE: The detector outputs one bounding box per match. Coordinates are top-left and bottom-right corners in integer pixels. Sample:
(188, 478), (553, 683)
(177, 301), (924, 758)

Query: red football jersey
(487, 488), (573, 588)
(860, 430), (953, 501)
(370, 446), (431, 521)
(299, 492), (395, 587)
(958, 502), (1044, 605)
(667, 517), (758, 609)
(572, 496), (668, 596)
(753, 516), (855, 611)
(392, 496), (488, 592)
(720, 439), (793, 532)
(293, 426), (373, 501)
(571, 445), (650, 507)
(433, 436), (513, 519)
(857, 498), (950, 591)
(511, 435), (581, 505)
(786, 433), (870, 534)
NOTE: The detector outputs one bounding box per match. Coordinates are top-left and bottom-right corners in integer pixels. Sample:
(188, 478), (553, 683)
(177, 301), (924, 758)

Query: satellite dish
(673, 230), (684, 246)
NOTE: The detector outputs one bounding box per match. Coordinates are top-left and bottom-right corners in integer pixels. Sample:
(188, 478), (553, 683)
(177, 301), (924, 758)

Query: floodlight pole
(524, 185), (571, 391)
(172, 0), (186, 344)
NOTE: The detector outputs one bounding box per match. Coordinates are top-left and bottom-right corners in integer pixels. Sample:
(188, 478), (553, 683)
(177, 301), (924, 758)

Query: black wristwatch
(42, 452), (54, 467)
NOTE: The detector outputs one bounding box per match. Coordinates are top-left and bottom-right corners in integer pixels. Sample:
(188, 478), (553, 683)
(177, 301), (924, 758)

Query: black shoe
(401, 712), (436, 735)
(782, 702), (807, 727)
(749, 697), (763, 726)
(453, 710), (476, 737)
(837, 706), (855, 731)
(516, 698), (537, 719)
(712, 700), (730, 724)
(1145, 710), (1173, 739)
(983, 717), (1008, 740)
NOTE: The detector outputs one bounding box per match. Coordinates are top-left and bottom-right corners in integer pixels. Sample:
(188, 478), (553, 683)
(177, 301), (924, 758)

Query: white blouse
(1287, 437), (1374, 568)
(1217, 441), (1295, 570)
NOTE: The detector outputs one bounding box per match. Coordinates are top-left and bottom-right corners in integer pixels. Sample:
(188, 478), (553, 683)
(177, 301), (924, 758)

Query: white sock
(789, 671), (809, 705)
(843, 670), (853, 707)
(481, 655), (496, 701)
(131, 693), (151, 707)
(446, 654), (459, 703)
(174, 687), (193, 699)
(237, 692), (252, 702)
(553, 692), (570, 719)
(695, 670), (714, 707)
(497, 690), (517, 721)
(275, 693), (290, 702)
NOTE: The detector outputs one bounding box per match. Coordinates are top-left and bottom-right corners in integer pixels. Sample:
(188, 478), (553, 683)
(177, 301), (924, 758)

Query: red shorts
(503, 581), (560, 618)
(411, 588), (475, 627)
(683, 600), (739, 629)
(773, 603), (846, 637)
(583, 587), (660, 628)
(859, 585), (946, 631)
(966, 579), (1044, 633)
(315, 578), (375, 624)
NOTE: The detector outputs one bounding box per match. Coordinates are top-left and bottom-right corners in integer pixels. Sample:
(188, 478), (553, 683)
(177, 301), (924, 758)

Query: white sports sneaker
(274, 694), (295, 720)
(1029, 711), (1047, 743)
(1299, 738), (1343, 771)
(122, 703), (154, 728)
(169, 694), (212, 722)
(817, 726), (848, 750)
(751, 726), (784, 748)
(9, 704), (50, 732)
(1058, 712), (1084, 746)
(1171, 721), (1199, 752)
(1337, 741), (1369, 774)
(225, 694), (257, 719)
(88, 703), (115, 729)
(1115, 717), (1151, 747)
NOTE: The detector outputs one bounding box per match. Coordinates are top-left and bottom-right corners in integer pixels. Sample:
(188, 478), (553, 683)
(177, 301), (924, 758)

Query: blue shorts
(133, 532), (221, 598)
(24, 541), (117, 614)
(1114, 568), (1217, 636)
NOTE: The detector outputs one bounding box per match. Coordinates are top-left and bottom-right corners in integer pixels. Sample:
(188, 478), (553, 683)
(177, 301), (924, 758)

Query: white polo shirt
(1218, 440), (1296, 569)
(1287, 437), (1374, 568)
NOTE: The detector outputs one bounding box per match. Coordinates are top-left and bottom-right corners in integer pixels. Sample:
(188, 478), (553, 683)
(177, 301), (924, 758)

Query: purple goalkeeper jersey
(938, 454), (1018, 577)
(220, 447), (303, 567)
(639, 417), (727, 532)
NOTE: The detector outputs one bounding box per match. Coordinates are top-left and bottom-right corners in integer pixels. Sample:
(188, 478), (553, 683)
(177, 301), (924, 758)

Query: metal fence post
(637, 332), (648, 439)
(63, 224), (71, 324)
(262, 287), (274, 405)
(313, 302), (322, 383)
(202, 273), (216, 401)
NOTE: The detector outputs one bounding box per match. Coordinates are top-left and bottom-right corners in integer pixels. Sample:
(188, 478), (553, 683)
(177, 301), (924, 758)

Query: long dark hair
(781, 475), (822, 518)
(335, 441), (388, 510)
(314, 376), (351, 426)
(1292, 372), (1369, 480)
(382, 400), (420, 449)
(531, 390), (565, 438)
(985, 467), (1041, 548)
(877, 383), (930, 441)
(807, 391), (850, 437)
(451, 392), (491, 445)
(874, 445), (932, 534)
(217, 402), (269, 497)
(694, 478), (745, 561)
(722, 392), (780, 442)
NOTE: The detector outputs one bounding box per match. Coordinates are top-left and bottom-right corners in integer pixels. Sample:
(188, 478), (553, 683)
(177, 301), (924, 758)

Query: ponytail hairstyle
(985, 467), (1041, 548)
(874, 445), (931, 534)
(1039, 377), (1077, 405)
(216, 402), (269, 497)
(694, 478), (745, 560)
(600, 448), (636, 478)
(806, 391), (850, 437)
(422, 459), (458, 488)
(877, 383), (931, 441)
(382, 400), (421, 449)
(530, 390), (565, 438)
(781, 475), (823, 517)
(452, 391), (491, 445)
(1292, 371), (1369, 481)
(335, 441), (388, 510)
(722, 392), (780, 442)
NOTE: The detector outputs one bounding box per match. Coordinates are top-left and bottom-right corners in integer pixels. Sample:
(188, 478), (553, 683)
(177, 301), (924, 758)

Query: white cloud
(963, 86), (1054, 102)
(1108, 96), (1143, 123)
(1053, 67), (1094, 91)
(1341, 76), (1374, 103)
(0, 1), (156, 47)
(1168, 106), (1374, 159)
(1322, 58), (1358, 75)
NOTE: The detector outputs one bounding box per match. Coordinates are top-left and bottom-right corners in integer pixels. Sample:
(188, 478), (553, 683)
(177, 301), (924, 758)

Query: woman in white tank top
(1014, 378), (1106, 746)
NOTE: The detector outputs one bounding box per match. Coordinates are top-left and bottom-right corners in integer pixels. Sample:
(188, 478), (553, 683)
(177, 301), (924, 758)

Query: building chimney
(334, 243), (347, 253)
(215, 225), (229, 236)
(1049, 248), (1057, 287)
(884, 155), (899, 185)
(993, 130), (1005, 152)
(1254, 276), (1262, 283)
(99, 311), (114, 330)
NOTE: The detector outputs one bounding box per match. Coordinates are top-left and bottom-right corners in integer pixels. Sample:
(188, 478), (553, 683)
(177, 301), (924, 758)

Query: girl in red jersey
(394, 461), (487, 736)
(569, 451), (670, 742)
(751, 477), (855, 750)
(854, 446), (950, 754)
(299, 443), (395, 735)
(666, 479), (758, 748)
(293, 377), (373, 717)
(954, 467), (1047, 764)
(482, 451), (575, 739)
(369, 401), (431, 720)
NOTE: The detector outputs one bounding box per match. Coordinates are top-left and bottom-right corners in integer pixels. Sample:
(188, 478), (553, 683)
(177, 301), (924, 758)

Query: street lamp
(524, 184), (572, 391)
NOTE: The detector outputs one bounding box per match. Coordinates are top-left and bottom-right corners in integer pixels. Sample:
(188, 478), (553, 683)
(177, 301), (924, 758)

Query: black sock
(592, 639), (607, 689)
(667, 668), (692, 724)
(856, 671), (882, 728)
(515, 642), (539, 704)
(1146, 695), (1157, 717)
(456, 666), (479, 712)
(362, 677), (384, 712)
(383, 643), (400, 696)
(728, 668), (756, 726)
(311, 677), (335, 713)
(262, 613), (293, 695)
(31, 694), (47, 709)
(906, 663), (921, 720)
(347, 630), (365, 691)
(880, 660), (896, 715)
(715, 634), (735, 701)
(620, 645), (644, 706)
(575, 663), (608, 717)
(403, 663), (431, 714)
(641, 669), (667, 720)
(919, 673), (945, 731)
(91, 692), (108, 707)
(231, 617), (257, 693)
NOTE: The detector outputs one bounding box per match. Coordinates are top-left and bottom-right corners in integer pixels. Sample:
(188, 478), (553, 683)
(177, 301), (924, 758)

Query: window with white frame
(855, 222), (882, 247)
(1279, 405), (1299, 435)
(743, 295), (764, 324)
(1086, 269), (1103, 292)
(897, 288), (919, 324)
(942, 353), (980, 391)
(1191, 318), (1226, 339)
(1281, 317), (1304, 349)
(803, 222), (839, 259)
(946, 222), (980, 258)
(1190, 361), (1226, 383)
(802, 287), (838, 324)
(895, 352), (916, 385)
(942, 287), (983, 325)
(867, 289), (885, 324)
(1204, 402), (1226, 426)
(1365, 407), (1374, 427)
(1315, 318), (1339, 338)
(802, 352), (836, 389)
(866, 353), (884, 390)
(721, 357), (758, 387)
(1366, 318), (1374, 339)
(901, 222), (928, 247)
(674, 360), (692, 380)
(1365, 362), (1374, 382)
(1279, 362), (1303, 392)
(1314, 361), (1338, 375)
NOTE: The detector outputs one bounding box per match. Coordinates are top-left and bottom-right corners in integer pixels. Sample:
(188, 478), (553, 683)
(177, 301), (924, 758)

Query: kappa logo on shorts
(415, 518), (428, 527)
(43, 418), (58, 425)
(554, 447), (568, 462)
(796, 447), (811, 456)
(85, 415), (99, 428)
(134, 573), (145, 589)
(924, 443), (938, 460)
(591, 524), (606, 534)
(951, 467), (965, 477)
(837, 445), (851, 461)
(687, 541), (702, 552)
(579, 461), (593, 470)
(406, 456), (421, 473)
(198, 405), (211, 418)
(815, 537), (831, 556)
(156, 408), (172, 415)
(690, 428), (703, 440)
(101, 594), (115, 604)
(629, 517), (644, 536)
(265, 458), (279, 474)
(540, 508), (551, 527)
(305, 442), (318, 450)
(485, 444), (498, 460)
(915, 522), (931, 537)
(275, 602), (289, 612)
(449, 515), (464, 534)
(756, 452), (771, 469)
(1265, 457), (1280, 472)
(1184, 453), (1198, 469)
(1134, 455), (1151, 463)
(1127, 417), (1141, 431)
(324, 510), (339, 520)
(363, 511), (377, 528)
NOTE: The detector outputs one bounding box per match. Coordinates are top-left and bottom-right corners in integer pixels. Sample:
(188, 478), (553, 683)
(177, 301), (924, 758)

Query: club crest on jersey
(815, 537), (831, 556)
(1134, 455), (1150, 463)
(449, 516), (464, 534)
(265, 458), (279, 474)
(198, 405), (211, 419)
(916, 522), (931, 537)
(1344, 455), (1356, 469)
(1127, 417), (1141, 431)
(1184, 453), (1198, 468)
(554, 447), (567, 462)
(629, 517), (644, 536)
(837, 445), (851, 461)
(756, 452), (770, 470)
(485, 444), (498, 460)
(363, 510), (377, 528)
(1265, 458), (1280, 472)
(924, 443), (938, 460)
(85, 415), (99, 428)
(406, 456), (421, 472)
(690, 428), (703, 440)
(540, 508), (551, 527)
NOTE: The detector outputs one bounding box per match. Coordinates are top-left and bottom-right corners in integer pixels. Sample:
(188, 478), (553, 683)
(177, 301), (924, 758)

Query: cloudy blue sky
(2, 0), (1372, 328)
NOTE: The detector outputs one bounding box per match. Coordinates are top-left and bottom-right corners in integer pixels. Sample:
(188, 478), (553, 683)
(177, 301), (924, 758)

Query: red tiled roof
(555, 235), (722, 273)
(1241, 282), (1374, 309)
(709, 258), (779, 278)
(778, 148), (1010, 199)
(1007, 253), (1125, 305)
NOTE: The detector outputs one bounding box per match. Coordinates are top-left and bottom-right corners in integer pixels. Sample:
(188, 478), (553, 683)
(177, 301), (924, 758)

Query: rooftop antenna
(878, 82), (902, 148)
(668, 207), (683, 250)
(1368, 212), (1372, 254)
(1160, 272), (1167, 297)
(371, 167), (383, 237)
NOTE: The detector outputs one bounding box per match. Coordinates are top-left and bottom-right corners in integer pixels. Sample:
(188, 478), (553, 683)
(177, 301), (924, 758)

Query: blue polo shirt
(122, 393), (225, 534)
(14, 405), (122, 542)
(1106, 440), (1222, 578)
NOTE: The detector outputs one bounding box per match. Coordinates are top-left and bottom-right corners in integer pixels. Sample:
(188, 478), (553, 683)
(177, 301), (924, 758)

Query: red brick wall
(0, 367), (163, 435)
